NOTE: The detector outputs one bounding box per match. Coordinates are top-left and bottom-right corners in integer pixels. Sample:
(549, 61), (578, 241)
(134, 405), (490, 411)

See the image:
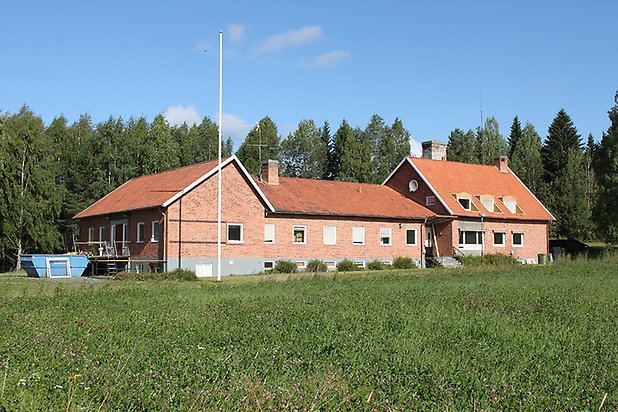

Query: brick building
(75, 142), (554, 276)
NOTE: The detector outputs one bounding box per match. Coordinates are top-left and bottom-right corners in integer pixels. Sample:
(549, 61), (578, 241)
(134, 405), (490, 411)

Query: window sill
(227, 241), (244, 245)
(493, 244), (505, 248)
(136, 241), (144, 244)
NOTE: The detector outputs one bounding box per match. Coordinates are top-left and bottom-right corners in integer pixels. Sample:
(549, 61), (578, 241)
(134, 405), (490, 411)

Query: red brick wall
(164, 162), (424, 260)
(385, 160), (450, 216)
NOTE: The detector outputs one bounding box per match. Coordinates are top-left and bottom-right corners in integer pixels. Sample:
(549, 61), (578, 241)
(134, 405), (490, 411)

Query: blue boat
(20, 254), (90, 278)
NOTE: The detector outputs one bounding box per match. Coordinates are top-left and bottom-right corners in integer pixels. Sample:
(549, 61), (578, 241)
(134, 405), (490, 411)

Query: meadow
(0, 258), (616, 411)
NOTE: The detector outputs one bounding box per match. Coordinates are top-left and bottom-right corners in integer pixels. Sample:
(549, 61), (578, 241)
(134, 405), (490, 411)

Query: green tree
(510, 122), (544, 196)
(335, 120), (371, 182)
(593, 91), (618, 243)
(2, 107), (62, 270)
(374, 118), (411, 182)
(140, 114), (180, 174)
(363, 114), (389, 181)
(322, 121), (337, 180)
(476, 117), (507, 165)
(508, 116), (523, 159)
(447, 128), (476, 163)
(236, 116), (280, 175)
(541, 109), (583, 183)
(280, 119), (324, 178)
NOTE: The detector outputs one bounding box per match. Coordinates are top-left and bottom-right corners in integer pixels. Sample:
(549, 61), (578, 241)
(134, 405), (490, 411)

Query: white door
(425, 226), (433, 247)
(195, 263), (213, 278)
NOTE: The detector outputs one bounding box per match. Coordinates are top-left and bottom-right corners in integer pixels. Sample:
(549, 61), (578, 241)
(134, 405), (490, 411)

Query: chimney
(421, 140), (447, 160)
(494, 156), (509, 173)
(261, 160), (279, 185)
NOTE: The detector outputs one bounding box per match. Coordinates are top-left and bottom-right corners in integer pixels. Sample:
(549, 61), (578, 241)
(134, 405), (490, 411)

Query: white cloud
(254, 25), (324, 54)
(227, 24), (245, 43)
(306, 50), (351, 68)
(163, 105), (201, 126)
(218, 112), (252, 145)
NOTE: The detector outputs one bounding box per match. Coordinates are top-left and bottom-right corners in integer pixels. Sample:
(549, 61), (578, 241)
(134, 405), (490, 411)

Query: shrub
(457, 253), (520, 267)
(337, 259), (361, 272)
(306, 259), (327, 273)
(274, 260), (297, 274)
(393, 257), (416, 269)
(367, 260), (384, 270)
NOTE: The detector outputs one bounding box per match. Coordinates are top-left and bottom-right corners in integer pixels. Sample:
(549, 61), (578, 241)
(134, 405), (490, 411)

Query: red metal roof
(256, 176), (435, 219)
(407, 157), (554, 221)
(74, 159), (221, 219)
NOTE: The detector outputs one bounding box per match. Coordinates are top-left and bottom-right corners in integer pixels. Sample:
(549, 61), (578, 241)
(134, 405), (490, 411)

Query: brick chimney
(494, 156), (509, 173)
(421, 140), (447, 160)
(261, 160), (279, 185)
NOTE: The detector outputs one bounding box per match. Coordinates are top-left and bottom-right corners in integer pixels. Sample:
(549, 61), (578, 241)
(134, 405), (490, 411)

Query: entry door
(425, 226), (434, 257)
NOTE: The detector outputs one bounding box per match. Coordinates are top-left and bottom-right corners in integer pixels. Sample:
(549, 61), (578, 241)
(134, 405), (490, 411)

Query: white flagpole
(217, 30), (223, 282)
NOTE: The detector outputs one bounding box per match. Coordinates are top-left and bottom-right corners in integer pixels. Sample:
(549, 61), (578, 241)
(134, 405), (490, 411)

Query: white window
(324, 261), (337, 270)
(227, 223), (243, 243)
(380, 259), (393, 265)
(513, 232), (524, 247)
(151, 221), (160, 242)
(501, 196), (518, 214)
(406, 229), (417, 245)
(425, 196), (436, 206)
(352, 227), (365, 245)
(137, 222), (145, 243)
(263, 261), (275, 270)
(458, 197), (471, 211)
(323, 226), (337, 245)
(264, 224), (275, 243)
(293, 225), (306, 244)
(88, 227), (95, 243)
(99, 226), (105, 241)
(295, 261), (307, 269)
(493, 231), (505, 247)
(353, 261), (366, 268)
(380, 228), (392, 246)
(459, 230), (483, 249)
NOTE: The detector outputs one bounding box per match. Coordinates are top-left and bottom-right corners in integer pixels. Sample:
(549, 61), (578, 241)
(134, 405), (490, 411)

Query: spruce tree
(476, 117), (507, 165)
(508, 116), (523, 159)
(447, 128), (476, 163)
(322, 121), (337, 180)
(334, 120), (371, 182)
(541, 109), (583, 183)
(280, 119), (323, 178)
(374, 118), (411, 182)
(593, 91), (618, 243)
(236, 116), (280, 175)
(510, 122), (544, 196)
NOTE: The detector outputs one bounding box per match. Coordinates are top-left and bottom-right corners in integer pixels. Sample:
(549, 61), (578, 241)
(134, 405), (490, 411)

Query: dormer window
(458, 198), (471, 211)
(453, 193), (476, 212)
(499, 196), (523, 214)
(477, 194), (502, 213)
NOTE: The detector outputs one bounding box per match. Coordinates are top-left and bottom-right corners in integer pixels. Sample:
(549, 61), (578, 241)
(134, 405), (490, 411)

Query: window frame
(293, 225), (307, 244)
(492, 231), (506, 247)
(380, 227), (392, 246)
(459, 230), (484, 249)
(136, 222), (145, 243)
(324, 261), (337, 270)
(99, 226), (106, 242)
(227, 223), (244, 244)
(458, 197), (471, 211)
(263, 261), (275, 270)
(406, 228), (417, 246)
(352, 227), (365, 245)
(425, 196), (436, 206)
(151, 221), (160, 243)
(295, 260), (307, 269)
(353, 261), (366, 269)
(512, 232), (524, 247)
(88, 227), (95, 244)
(264, 223), (275, 244)
(323, 226), (337, 245)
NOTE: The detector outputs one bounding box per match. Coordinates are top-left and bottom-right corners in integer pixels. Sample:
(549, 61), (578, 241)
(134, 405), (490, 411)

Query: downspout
(421, 218), (426, 268)
(162, 208), (167, 271)
(432, 224), (439, 258)
(178, 197), (182, 269)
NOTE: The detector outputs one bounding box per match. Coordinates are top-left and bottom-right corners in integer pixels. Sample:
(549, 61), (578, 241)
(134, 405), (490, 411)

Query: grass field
(0, 258), (616, 411)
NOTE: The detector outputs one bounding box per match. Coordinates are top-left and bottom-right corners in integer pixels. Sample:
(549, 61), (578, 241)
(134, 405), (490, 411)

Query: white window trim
(406, 228), (417, 246)
(263, 261), (275, 270)
(293, 225), (307, 244)
(323, 226), (337, 245)
(295, 260), (307, 269)
(512, 231), (524, 247)
(459, 230), (484, 250)
(88, 227), (95, 243)
(492, 230), (506, 247)
(227, 223), (244, 244)
(264, 224), (275, 244)
(380, 259), (393, 265)
(458, 197), (472, 211)
(324, 261), (337, 270)
(136, 222), (145, 243)
(352, 227), (365, 245)
(151, 221), (160, 243)
(99, 226), (105, 242)
(380, 227), (392, 246)
(353, 261), (366, 268)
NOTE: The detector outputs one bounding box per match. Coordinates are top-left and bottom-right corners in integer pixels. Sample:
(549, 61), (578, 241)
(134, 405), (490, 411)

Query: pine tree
(593, 91), (618, 243)
(447, 128), (476, 163)
(508, 116), (523, 159)
(510, 122), (544, 196)
(541, 109), (583, 183)
(236, 116), (280, 175)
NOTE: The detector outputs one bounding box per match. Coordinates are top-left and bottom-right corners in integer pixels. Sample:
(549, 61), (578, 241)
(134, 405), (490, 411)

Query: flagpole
(217, 30), (223, 282)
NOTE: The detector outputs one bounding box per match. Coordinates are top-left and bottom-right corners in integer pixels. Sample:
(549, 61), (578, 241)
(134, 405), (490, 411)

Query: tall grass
(0, 257), (615, 410)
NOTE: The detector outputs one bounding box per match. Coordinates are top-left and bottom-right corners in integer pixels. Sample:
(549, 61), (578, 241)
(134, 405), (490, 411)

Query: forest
(0, 90), (616, 271)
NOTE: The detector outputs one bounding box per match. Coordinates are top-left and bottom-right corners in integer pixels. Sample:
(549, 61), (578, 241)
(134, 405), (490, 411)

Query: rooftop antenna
(480, 83), (484, 128)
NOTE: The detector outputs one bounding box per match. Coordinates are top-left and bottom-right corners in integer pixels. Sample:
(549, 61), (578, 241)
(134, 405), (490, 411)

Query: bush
(367, 260), (384, 270)
(114, 268), (197, 281)
(306, 259), (327, 273)
(393, 257), (416, 269)
(337, 259), (361, 272)
(274, 260), (297, 274)
(457, 253), (520, 267)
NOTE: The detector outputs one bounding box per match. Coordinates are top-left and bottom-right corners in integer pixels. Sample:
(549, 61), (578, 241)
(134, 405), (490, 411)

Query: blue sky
(1, 1), (616, 154)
